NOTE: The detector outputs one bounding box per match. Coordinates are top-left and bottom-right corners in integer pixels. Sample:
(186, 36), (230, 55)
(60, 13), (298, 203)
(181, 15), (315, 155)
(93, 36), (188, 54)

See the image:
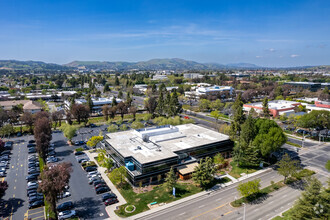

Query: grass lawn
(272, 210), (291, 220)
(113, 181), (203, 217)
(229, 161), (260, 179)
(286, 141), (301, 148)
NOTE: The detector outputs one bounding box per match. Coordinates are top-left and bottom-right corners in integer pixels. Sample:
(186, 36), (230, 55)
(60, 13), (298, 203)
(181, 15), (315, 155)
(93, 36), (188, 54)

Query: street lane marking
(224, 211), (232, 215)
(199, 205), (205, 208)
(12, 166), (14, 169)
(31, 216), (44, 220)
(29, 210), (44, 215)
(216, 198), (222, 201)
(21, 164), (23, 167)
(269, 201), (274, 204)
(189, 203), (228, 220)
(179, 212), (186, 216)
(16, 173), (18, 176)
(14, 186), (16, 190)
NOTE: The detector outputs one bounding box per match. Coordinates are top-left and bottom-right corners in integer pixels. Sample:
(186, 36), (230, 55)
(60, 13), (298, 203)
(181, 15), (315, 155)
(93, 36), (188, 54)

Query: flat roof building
(243, 100), (302, 117)
(104, 124), (233, 185)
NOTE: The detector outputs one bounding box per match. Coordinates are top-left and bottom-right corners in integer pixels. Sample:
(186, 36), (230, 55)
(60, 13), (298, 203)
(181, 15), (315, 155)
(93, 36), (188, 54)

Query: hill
(65, 58), (256, 71)
(0, 60), (72, 71)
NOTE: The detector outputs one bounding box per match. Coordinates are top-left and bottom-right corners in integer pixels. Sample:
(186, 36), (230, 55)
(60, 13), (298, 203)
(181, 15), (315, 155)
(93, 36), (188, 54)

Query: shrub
(120, 124), (128, 131)
(108, 124), (118, 133)
(82, 161), (96, 169)
(131, 121), (144, 129)
(293, 169), (315, 180)
(75, 147), (84, 152)
(116, 119), (123, 126)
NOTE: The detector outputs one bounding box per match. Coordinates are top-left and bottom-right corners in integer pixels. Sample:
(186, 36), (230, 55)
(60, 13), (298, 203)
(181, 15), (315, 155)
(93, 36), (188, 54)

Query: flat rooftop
(244, 100), (300, 110)
(105, 124), (230, 164)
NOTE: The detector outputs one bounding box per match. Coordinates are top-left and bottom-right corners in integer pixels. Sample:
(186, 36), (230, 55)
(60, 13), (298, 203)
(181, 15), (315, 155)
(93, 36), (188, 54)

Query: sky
(0, 0), (329, 67)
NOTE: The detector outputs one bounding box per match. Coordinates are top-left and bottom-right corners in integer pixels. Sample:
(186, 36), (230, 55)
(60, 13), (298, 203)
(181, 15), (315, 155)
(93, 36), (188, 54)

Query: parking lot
(1, 124), (110, 220)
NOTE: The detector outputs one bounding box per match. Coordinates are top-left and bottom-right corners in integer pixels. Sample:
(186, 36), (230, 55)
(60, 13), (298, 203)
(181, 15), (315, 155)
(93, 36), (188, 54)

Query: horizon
(0, 0), (330, 67)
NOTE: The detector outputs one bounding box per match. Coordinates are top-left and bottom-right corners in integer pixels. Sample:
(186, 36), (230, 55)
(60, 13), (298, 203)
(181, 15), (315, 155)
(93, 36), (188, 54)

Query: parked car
(27, 143), (36, 148)
(28, 140), (36, 144)
(28, 148), (37, 154)
(104, 198), (118, 206)
(1, 150), (11, 156)
(28, 200), (44, 209)
(87, 171), (99, 177)
(95, 183), (107, 190)
(28, 191), (43, 198)
(74, 151), (85, 156)
(48, 150), (56, 156)
(96, 186), (110, 194)
(0, 171), (5, 177)
(85, 166), (97, 172)
(47, 157), (59, 163)
(29, 195), (44, 204)
(27, 184), (38, 191)
(57, 201), (73, 212)
(58, 210), (77, 220)
(57, 190), (71, 199)
(102, 193), (117, 202)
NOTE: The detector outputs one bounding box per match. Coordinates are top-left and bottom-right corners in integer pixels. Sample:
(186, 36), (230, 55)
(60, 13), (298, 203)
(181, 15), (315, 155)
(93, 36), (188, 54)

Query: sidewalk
(85, 150), (126, 220)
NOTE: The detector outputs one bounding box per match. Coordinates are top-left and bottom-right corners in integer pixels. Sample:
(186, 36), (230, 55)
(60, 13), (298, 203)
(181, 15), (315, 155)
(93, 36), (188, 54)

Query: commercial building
(185, 85), (234, 99)
(0, 100), (43, 114)
(64, 97), (122, 112)
(104, 124), (233, 185)
(183, 73), (203, 79)
(283, 82), (329, 92)
(243, 100), (302, 117)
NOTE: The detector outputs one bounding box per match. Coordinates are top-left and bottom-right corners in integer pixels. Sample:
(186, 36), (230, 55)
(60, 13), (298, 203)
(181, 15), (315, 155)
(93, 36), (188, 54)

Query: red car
(104, 198), (118, 206)
(184, 116), (190, 119)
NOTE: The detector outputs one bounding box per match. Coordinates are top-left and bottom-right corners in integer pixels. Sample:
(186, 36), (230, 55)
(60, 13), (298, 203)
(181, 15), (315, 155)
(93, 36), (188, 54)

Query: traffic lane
(52, 132), (108, 219)
(224, 173), (328, 220)
(287, 137), (314, 148)
(1, 135), (31, 220)
(137, 170), (283, 220)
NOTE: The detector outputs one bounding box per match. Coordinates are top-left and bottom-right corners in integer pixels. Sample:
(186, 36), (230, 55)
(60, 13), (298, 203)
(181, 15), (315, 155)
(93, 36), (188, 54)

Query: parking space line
(31, 216), (44, 220)
(28, 210), (44, 216)
(13, 194), (15, 198)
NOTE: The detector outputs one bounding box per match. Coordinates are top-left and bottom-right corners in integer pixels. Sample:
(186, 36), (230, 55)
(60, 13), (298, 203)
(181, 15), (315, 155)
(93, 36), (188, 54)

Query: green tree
(210, 110), (221, 123)
(131, 121), (144, 129)
(192, 157), (215, 187)
(210, 99), (224, 111)
(86, 94), (93, 113)
(156, 92), (165, 116)
(277, 153), (300, 183)
(164, 167), (177, 192)
(199, 99), (211, 112)
(87, 136), (103, 148)
(62, 125), (77, 142)
(326, 160), (330, 171)
(103, 158), (114, 171)
(107, 124), (118, 132)
(240, 114), (256, 149)
(230, 93), (245, 139)
(168, 90), (182, 116)
(239, 144), (260, 167)
(288, 177), (329, 219)
(213, 153), (225, 169)
(262, 97), (270, 118)
(237, 179), (261, 199)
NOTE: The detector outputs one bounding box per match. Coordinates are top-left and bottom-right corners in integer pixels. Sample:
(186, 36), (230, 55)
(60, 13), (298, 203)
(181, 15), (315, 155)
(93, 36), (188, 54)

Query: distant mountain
(0, 60), (72, 71)
(65, 58), (257, 71)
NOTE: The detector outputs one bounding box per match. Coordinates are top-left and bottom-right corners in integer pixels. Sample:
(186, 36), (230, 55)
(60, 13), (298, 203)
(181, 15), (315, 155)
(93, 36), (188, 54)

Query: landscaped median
(230, 169), (315, 208)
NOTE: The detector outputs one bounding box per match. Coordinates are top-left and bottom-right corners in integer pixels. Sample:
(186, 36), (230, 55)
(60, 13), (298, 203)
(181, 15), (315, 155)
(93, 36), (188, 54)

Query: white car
(27, 182), (38, 187)
(87, 171), (99, 177)
(58, 190), (71, 199)
(58, 210), (76, 220)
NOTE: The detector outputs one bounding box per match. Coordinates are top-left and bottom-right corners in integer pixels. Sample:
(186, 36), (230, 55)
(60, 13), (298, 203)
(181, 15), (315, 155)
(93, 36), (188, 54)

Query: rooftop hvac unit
(137, 146), (142, 150)
(156, 148), (161, 152)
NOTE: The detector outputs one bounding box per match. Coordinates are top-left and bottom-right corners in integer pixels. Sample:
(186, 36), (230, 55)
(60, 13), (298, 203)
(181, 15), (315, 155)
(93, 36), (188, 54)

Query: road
(135, 169), (284, 220)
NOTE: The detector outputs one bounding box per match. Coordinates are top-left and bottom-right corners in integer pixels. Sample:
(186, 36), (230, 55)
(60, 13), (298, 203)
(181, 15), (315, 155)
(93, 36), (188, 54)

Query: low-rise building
(183, 73), (203, 79)
(104, 124), (233, 185)
(185, 85), (234, 99)
(243, 100), (302, 117)
(0, 100), (43, 114)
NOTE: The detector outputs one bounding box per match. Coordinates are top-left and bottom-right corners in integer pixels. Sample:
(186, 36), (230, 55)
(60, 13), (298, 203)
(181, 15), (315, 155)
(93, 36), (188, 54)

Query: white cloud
(290, 54), (300, 58)
(265, 48), (276, 52)
(256, 56), (262, 58)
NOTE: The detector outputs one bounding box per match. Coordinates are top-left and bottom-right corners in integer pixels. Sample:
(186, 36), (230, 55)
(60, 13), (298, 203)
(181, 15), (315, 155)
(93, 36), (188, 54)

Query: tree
(39, 162), (72, 220)
(288, 177), (329, 219)
(34, 117), (52, 163)
(237, 179), (261, 199)
(116, 102), (128, 120)
(230, 93), (245, 139)
(131, 121), (144, 129)
(277, 153), (300, 183)
(240, 114), (256, 149)
(253, 126), (287, 158)
(62, 125), (77, 143)
(115, 76), (120, 86)
(239, 144), (260, 167)
(164, 167), (177, 192)
(168, 90), (182, 116)
(0, 124), (14, 138)
(145, 96), (157, 116)
(156, 92), (165, 116)
(21, 112), (34, 133)
(199, 99), (211, 112)
(118, 90), (123, 99)
(103, 158), (114, 171)
(0, 109), (8, 127)
(86, 94), (93, 113)
(210, 99), (224, 111)
(102, 105), (111, 121)
(70, 104), (90, 125)
(210, 110), (221, 123)
(213, 153), (225, 169)
(109, 106), (117, 119)
(51, 111), (63, 129)
(107, 124), (118, 133)
(111, 97), (117, 107)
(192, 157), (215, 187)
(262, 97), (270, 118)
(86, 136), (103, 148)
(129, 106), (137, 120)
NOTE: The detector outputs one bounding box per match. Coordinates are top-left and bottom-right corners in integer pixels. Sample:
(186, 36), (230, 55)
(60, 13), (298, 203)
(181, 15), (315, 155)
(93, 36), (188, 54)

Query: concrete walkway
(85, 150), (126, 220)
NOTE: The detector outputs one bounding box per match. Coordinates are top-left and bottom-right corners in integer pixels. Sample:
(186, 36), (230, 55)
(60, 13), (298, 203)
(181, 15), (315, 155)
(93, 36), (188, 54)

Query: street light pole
(243, 203), (246, 220)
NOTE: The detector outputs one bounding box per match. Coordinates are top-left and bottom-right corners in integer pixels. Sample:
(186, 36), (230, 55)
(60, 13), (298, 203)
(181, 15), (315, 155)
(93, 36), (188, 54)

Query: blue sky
(0, 0), (329, 67)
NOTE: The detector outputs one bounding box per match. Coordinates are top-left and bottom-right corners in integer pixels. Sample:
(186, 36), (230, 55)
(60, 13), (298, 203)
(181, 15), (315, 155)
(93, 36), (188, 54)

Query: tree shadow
(287, 179), (306, 191)
(174, 187), (188, 198)
(0, 198), (25, 218)
(56, 149), (73, 157)
(74, 197), (103, 219)
(247, 193), (271, 205)
(52, 140), (68, 148)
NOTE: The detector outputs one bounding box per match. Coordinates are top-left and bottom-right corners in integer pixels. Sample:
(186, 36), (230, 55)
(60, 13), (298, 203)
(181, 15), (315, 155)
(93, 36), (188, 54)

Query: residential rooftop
(105, 124), (230, 165)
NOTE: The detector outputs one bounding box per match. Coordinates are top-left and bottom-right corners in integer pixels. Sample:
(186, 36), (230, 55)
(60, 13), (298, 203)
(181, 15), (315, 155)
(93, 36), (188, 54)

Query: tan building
(0, 100), (43, 114)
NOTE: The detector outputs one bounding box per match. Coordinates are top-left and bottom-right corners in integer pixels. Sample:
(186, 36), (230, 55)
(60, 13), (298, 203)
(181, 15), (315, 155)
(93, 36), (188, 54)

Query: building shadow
(74, 197), (103, 219)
